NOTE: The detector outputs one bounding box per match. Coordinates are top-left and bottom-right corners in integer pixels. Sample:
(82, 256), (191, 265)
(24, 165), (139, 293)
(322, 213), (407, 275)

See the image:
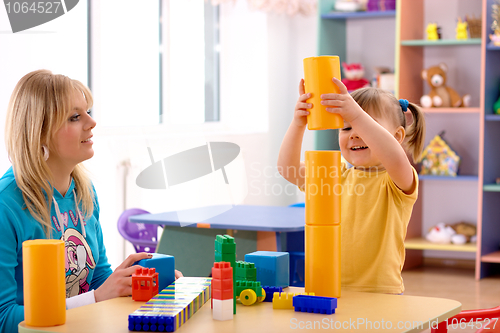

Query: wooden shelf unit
(405, 237), (477, 253)
(396, 0), (500, 279)
(482, 251), (500, 263)
(317, 0), (500, 279)
(401, 38), (482, 46)
(479, 0), (500, 279)
(423, 107), (481, 114)
(321, 10), (396, 19)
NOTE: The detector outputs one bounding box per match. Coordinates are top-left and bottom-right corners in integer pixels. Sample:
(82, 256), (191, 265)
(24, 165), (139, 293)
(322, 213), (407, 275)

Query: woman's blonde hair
(350, 87), (426, 163)
(5, 69), (95, 236)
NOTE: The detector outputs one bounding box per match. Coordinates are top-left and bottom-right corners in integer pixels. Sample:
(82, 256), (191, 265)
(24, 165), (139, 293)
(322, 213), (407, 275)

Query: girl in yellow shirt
(278, 78), (426, 294)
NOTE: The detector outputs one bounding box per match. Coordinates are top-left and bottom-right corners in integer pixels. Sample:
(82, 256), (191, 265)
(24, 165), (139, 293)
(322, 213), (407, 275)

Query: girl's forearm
(278, 123), (307, 188)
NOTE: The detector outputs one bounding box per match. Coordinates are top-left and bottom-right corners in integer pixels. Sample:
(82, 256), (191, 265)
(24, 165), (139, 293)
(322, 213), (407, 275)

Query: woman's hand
(293, 79), (311, 127)
(321, 77), (364, 124)
(175, 270), (183, 279)
(94, 252), (152, 302)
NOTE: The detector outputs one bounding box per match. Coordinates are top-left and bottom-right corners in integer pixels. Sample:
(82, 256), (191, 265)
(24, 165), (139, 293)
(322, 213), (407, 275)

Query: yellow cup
(305, 150), (341, 225)
(23, 240), (66, 327)
(305, 224), (341, 298)
(303, 56), (343, 130)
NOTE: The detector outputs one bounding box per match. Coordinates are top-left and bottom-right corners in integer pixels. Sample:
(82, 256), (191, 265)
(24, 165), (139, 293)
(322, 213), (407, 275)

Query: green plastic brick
(235, 261), (257, 281)
(215, 235), (236, 254)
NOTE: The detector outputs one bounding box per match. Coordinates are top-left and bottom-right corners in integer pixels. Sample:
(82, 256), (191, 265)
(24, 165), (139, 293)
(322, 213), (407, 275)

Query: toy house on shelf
(420, 134), (460, 177)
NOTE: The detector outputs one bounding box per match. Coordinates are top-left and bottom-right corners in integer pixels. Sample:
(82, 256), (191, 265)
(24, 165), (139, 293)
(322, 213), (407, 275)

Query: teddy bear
(341, 62), (370, 92)
(420, 63), (471, 108)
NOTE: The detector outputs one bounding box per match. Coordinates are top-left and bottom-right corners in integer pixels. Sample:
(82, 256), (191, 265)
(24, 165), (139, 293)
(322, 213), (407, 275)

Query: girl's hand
(94, 252), (152, 302)
(293, 79), (311, 127)
(321, 77), (364, 124)
(175, 270), (183, 279)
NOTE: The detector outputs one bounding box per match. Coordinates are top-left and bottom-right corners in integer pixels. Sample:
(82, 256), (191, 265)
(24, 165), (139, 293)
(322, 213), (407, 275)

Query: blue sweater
(0, 167), (112, 333)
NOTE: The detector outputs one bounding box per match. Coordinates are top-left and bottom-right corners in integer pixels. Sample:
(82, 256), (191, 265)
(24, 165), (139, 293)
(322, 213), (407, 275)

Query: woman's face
(48, 89), (96, 171)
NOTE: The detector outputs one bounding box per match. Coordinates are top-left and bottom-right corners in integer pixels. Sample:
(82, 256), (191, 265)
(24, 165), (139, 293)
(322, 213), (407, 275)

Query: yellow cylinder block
(305, 151), (341, 225)
(23, 239), (66, 327)
(305, 224), (341, 298)
(303, 56), (343, 130)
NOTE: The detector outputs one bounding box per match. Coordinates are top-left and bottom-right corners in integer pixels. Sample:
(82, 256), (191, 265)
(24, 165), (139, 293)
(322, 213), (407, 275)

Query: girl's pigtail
(405, 102), (426, 163)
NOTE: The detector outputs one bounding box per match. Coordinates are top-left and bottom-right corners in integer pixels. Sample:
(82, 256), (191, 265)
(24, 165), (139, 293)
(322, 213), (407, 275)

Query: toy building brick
(262, 286), (282, 302)
(135, 253), (175, 292)
(293, 295), (337, 315)
(132, 268), (159, 302)
(244, 251), (289, 288)
(212, 262), (233, 321)
(128, 277), (211, 332)
(214, 235), (236, 314)
(420, 134), (460, 177)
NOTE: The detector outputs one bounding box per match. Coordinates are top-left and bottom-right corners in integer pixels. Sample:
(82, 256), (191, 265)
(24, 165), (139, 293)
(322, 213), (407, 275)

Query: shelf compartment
(486, 43), (500, 51)
(404, 237), (476, 252)
(481, 251), (500, 263)
(321, 10), (396, 19)
(423, 107), (480, 114)
(419, 175), (478, 181)
(483, 184), (500, 192)
(485, 114), (500, 121)
(401, 39), (482, 46)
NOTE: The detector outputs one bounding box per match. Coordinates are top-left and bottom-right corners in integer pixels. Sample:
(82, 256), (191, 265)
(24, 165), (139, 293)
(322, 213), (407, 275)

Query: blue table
(130, 205), (305, 251)
(130, 205), (305, 276)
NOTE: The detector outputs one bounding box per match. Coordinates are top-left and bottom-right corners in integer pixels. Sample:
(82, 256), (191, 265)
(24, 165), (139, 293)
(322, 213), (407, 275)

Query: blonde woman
(0, 70), (152, 332)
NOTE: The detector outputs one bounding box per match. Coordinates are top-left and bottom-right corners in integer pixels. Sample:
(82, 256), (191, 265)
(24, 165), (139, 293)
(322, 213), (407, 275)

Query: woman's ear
(394, 126), (405, 144)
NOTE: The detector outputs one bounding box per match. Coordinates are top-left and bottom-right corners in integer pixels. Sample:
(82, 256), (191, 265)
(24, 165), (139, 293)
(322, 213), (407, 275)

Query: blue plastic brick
(135, 253), (175, 292)
(293, 295), (337, 315)
(244, 251), (289, 288)
(128, 277), (211, 332)
(262, 286), (282, 302)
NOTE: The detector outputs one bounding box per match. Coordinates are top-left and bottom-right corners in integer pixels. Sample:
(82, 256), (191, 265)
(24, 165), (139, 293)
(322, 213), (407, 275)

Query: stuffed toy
(420, 63), (471, 108)
(455, 17), (468, 40)
(426, 23), (439, 40)
(341, 62), (370, 92)
(426, 222), (476, 245)
(426, 223), (456, 244)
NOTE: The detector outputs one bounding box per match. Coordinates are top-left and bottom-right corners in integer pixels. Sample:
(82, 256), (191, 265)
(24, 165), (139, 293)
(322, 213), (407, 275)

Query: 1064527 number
(5, 2), (62, 14)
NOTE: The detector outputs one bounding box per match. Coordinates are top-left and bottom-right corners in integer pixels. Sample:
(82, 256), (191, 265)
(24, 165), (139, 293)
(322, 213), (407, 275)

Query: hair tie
(399, 99), (409, 112)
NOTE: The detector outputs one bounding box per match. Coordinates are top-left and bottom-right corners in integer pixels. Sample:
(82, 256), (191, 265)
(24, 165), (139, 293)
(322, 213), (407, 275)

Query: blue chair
(117, 208), (160, 253)
(288, 203), (305, 287)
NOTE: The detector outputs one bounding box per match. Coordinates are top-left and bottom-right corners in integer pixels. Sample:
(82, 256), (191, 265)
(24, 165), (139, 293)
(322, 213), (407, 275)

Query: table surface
(129, 205), (306, 232)
(19, 287), (461, 333)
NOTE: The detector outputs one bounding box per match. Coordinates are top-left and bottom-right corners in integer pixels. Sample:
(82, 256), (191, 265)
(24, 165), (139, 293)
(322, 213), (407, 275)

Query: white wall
(0, 1), (88, 173)
(0, 1), (317, 269)
(86, 2), (317, 268)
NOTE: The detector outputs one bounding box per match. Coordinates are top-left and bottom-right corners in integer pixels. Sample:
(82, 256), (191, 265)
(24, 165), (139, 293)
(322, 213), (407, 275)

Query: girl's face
(339, 111), (399, 170)
(48, 89), (96, 171)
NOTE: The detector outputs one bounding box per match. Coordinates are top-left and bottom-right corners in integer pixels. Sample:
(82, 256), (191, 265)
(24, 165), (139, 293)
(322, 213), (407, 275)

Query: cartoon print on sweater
(62, 228), (96, 297)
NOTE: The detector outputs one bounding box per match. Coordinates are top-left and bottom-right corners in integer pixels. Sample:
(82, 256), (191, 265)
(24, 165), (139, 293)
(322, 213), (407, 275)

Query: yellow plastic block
(303, 56), (343, 130)
(23, 240), (66, 327)
(305, 224), (341, 298)
(305, 151), (341, 225)
(272, 292), (314, 310)
(272, 292), (294, 309)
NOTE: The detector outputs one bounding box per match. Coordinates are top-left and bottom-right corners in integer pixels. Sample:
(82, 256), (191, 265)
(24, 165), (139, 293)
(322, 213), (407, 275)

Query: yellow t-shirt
(340, 162), (418, 294)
